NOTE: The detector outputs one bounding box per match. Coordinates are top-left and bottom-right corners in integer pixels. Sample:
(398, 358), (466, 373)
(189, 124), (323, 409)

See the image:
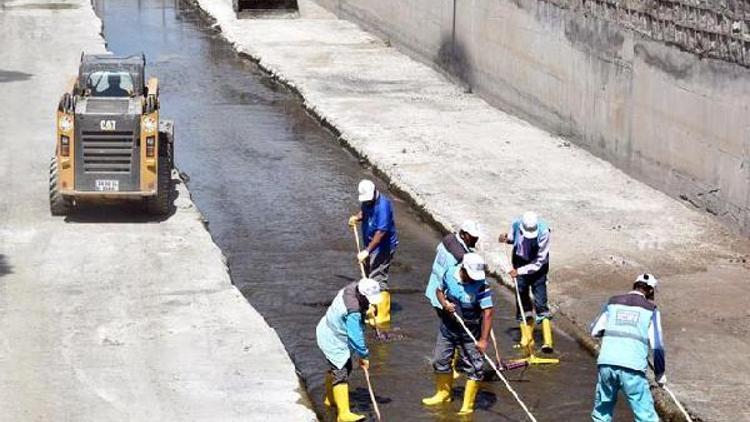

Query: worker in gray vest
(498, 211), (554, 353)
(317, 278), (383, 422)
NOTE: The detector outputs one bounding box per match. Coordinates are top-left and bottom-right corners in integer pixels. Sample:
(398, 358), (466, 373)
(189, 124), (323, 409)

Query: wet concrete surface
(95, 1), (633, 420)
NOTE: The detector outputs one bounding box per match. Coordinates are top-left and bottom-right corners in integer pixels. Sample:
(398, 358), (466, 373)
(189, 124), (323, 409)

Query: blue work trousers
(515, 272), (550, 322)
(592, 364), (658, 422)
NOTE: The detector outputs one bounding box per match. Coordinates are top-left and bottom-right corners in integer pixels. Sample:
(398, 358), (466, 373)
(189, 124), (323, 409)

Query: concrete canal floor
(94, 0), (634, 420)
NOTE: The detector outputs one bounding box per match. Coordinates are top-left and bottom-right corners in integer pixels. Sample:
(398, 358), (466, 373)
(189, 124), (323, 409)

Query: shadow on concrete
(63, 179), (179, 224)
(0, 69), (33, 84)
(0, 255), (11, 278)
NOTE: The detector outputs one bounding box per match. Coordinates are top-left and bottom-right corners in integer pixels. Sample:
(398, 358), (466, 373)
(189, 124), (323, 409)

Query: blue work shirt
(361, 193), (399, 254)
(439, 264), (493, 325)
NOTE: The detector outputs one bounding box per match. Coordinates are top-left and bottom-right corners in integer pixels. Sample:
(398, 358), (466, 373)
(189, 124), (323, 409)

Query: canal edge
(182, 1), (691, 420)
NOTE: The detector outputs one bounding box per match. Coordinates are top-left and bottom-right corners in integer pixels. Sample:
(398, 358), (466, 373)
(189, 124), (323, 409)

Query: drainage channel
(93, 0), (632, 420)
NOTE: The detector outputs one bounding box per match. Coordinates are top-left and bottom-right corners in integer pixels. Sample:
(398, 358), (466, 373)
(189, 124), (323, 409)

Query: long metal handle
(351, 225), (367, 279)
(363, 366), (382, 421)
(664, 386), (692, 422)
(452, 313), (538, 422)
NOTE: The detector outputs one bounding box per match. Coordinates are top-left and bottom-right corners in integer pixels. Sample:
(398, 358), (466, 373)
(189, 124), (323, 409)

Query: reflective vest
(425, 233), (469, 308)
(597, 293), (656, 372)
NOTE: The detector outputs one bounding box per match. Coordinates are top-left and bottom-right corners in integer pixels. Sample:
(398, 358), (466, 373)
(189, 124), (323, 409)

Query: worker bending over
(499, 211), (554, 353)
(425, 220), (481, 314)
(590, 274), (666, 422)
(316, 278), (383, 422)
(349, 179), (399, 326)
(422, 253), (493, 415)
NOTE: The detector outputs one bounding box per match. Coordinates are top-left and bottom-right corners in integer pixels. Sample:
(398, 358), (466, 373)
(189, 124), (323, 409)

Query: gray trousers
(432, 322), (485, 381)
(364, 248), (395, 291)
(327, 358), (353, 386)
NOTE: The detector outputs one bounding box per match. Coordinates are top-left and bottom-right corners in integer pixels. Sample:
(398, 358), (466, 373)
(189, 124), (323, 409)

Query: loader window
(87, 71), (135, 97)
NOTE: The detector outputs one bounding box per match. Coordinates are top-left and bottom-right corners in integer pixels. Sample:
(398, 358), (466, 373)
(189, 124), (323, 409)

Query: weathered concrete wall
(315, 0), (750, 235)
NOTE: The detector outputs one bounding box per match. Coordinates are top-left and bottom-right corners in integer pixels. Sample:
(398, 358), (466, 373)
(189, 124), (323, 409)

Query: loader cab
(76, 54), (145, 98)
(50, 53), (174, 216)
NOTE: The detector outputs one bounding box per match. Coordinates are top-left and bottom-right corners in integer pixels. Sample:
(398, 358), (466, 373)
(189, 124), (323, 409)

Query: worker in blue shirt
(348, 179), (399, 327)
(422, 253), (494, 416)
(589, 273), (666, 422)
(499, 211), (554, 353)
(316, 278), (383, 422)
(424, 220), (481, 378)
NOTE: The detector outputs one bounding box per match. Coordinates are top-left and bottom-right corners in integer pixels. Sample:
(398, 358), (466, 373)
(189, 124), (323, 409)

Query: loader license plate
(95, 179), (119, 192)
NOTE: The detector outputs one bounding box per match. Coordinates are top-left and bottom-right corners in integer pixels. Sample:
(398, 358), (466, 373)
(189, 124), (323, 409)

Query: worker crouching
(316, 278), (383, 422)
(422, 253), (493, 416)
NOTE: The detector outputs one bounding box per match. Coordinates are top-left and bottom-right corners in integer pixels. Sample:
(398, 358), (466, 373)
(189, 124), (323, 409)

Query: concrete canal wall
(315, 0), (750, 236)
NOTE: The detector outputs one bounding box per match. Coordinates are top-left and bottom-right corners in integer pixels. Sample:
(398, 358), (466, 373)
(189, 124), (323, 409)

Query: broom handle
(363, 366), (382, 421)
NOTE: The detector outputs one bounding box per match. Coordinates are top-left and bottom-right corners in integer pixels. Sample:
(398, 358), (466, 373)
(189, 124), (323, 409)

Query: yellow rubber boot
(375, 291), (391, 327)
(332, 383), (365, 422)
(541, 319), (554, 354)
(518, 322), (532, 349)
(324, 373), (335, 407)
(457, 379), (480, 415)
(422, 373), (453, 405)
(452, 350), (461, 380)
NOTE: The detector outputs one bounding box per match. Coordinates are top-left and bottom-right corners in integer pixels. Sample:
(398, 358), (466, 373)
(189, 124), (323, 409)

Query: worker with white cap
(422, 253), (494, 416)
(348, 179), (399, 327)
(498, 211), (554, 353)
(316, 278), (383, 422)
(425, 220), (482, 312)
(424, 220), (481, 378)
(589, 273), (666, 422)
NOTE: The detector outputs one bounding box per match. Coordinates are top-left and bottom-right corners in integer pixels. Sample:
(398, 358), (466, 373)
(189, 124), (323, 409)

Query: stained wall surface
(316, 0), (750, 235)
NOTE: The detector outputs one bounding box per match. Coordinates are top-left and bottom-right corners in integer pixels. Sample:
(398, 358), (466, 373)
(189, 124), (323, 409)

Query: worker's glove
(357, 250), (369, 262)
(656, 374), (667, 388)
(348, 215), (359, 228)
(359, 358), (370, 370)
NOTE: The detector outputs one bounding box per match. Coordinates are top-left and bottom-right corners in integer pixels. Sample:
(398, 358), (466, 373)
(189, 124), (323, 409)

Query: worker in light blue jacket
(425, 220), (481, 312)
(316, 278), (382, 422)
(590, 273), (666, 422)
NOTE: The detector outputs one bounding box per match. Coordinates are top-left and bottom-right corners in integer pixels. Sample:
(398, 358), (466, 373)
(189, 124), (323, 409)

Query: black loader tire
(146, 153), (172, 216)
(49, 156), (72, 216)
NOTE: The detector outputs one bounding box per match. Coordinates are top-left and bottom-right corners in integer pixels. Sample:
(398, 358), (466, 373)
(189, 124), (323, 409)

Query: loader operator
(316, 278), (382, 422)
(589, 273), (666, 422)
(422, 253), (493, 416)
(100, 73), (130, 97)
(348, 179), (398, 327)
(498, 211), (555, 353)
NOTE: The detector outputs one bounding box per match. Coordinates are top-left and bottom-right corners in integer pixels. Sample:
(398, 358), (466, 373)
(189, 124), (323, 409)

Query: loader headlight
(58, 114), (73, 132)
(142, 115), (157, 133)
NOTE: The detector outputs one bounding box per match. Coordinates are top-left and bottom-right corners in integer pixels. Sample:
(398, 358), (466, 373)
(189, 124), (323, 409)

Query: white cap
(636, 273), (658, 289)
(520, 211), (539, 239)
(358, 278), (383, 304)
(462, 253), (486, 281)
(358, 179), (376, 202)
(459, 220), (481, 239)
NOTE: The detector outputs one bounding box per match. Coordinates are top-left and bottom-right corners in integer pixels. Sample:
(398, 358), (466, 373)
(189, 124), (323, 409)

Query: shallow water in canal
(95, 1), (632, 420)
